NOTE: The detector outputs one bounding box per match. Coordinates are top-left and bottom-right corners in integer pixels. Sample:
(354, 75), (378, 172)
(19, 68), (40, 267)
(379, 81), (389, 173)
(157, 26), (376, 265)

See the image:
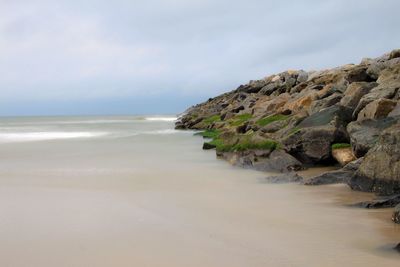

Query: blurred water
(0, 115), (398, 267)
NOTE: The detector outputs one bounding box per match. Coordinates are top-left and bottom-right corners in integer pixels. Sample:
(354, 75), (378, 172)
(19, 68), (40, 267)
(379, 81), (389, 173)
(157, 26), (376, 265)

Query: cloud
(0, 0), (399, 114)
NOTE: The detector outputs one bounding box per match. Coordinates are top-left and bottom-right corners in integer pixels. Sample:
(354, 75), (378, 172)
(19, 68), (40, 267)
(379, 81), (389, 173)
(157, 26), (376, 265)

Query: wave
(143, 129), (179, 135)
(144, 117), (177, 122)
(0, 132), (107, 143)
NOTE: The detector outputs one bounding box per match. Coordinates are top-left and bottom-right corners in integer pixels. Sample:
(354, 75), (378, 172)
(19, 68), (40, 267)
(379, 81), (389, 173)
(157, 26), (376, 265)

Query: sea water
(0, 115), (398, 267)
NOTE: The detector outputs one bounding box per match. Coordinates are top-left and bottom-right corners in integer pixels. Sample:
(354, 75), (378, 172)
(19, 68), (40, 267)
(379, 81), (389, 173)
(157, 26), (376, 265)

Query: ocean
(0, 115), (398, 266)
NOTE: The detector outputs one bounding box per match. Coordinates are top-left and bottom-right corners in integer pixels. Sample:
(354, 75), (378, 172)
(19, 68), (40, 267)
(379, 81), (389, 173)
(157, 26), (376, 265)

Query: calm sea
(0, 115), (398, 267)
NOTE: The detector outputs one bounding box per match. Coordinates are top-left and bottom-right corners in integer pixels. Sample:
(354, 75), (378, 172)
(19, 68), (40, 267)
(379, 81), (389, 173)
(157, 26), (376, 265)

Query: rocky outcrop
(217, 149), (303, 173)
(347, 117), (398, 157)
(176, 49), (400, 196)
(305, 170), (352, 185)
(349, 123), (400, 195)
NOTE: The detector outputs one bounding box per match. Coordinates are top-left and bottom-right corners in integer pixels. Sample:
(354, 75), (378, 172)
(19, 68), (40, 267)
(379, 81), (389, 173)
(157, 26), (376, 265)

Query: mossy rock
(257, 114), (289, 127)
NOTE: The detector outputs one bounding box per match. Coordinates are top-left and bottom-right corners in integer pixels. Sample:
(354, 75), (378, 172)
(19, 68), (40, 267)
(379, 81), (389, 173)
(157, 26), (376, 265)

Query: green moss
(230, 139), (279, 151)
(257, 114), (289, 127)
(203, 115), (221, 125)
(288, 127), (301, 136)
(331, 143), (351, 150)
(206, 137), (279, 152)
(194, 129), (221, 139)
(229, 113), (253, 126)
(203, 138), (226, 151)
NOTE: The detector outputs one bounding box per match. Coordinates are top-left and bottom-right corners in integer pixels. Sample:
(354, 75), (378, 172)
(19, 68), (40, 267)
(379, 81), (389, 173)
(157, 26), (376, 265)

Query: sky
(0, 0), (399, 116)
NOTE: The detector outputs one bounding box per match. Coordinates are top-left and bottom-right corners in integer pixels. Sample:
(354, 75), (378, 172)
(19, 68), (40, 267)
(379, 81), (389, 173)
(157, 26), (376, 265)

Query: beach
(0, 116), (398, 267)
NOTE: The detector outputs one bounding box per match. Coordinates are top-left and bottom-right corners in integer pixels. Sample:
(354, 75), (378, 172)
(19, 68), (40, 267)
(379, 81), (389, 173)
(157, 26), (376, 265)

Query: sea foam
(0, 132), (107, 143)
(144, 117), (177, 122)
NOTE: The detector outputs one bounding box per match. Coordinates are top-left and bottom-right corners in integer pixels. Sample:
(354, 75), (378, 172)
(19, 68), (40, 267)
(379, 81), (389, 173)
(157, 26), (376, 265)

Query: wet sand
(0, 116), (398, 267)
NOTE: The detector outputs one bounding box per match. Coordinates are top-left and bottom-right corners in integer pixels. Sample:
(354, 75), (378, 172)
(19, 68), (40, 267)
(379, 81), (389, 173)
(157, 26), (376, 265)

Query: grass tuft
(257, 114), (289, 127)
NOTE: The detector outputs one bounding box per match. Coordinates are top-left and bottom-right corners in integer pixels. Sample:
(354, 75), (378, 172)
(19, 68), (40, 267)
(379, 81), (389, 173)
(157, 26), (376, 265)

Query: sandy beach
(0, 116), (398, 267)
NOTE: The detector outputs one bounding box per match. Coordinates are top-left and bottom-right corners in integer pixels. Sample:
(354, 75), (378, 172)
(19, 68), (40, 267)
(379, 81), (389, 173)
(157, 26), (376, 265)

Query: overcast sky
(0, 0), (399, 115)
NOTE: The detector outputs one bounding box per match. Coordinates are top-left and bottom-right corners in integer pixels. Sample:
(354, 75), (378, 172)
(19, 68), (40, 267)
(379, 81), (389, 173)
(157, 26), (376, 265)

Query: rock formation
(176, 49), (400, 196)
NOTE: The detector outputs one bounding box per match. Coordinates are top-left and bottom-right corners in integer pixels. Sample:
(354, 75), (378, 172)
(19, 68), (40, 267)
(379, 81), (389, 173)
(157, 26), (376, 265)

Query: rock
(395, 243), (400, 253)
(283, 105), (351, 163)
(353, 64), (400, 118)
(298, 105), (352, 128)
(309, 93), (342, 114)
(347, 117), (398, 157)
(304, 170), (353, 185)
(203, 142), (216, 150)
(346, 65), (375, 83)
(340, 82), (377, 110)
(389, 49), (400, 60)
(349, 123), (400, 195)
(342, 157), (364, 172)
(262, 172), (304, 183)
(332, 147), (356, 166)
(217, 149), (303, 173)
(252, 150), (304, 172)
(297, 70), (308, 83)
(352, 195), (400, 209)
(393, 204), (400, 224)
(260, 120), (288, 133)
(357, 98), (397, 121)
(388, 102), (400, 117)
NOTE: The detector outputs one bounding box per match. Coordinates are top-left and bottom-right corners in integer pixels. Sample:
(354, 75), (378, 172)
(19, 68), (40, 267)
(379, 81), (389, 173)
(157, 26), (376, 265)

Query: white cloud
(0, 0), (399, 112)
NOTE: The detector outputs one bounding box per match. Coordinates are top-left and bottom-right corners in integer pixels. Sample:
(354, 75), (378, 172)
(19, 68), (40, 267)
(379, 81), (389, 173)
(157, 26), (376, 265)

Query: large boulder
(340, 82), (377, 110)
(349, 123), (400, 195)
(388, 101), (400, 117)
(304, 170), (353, 185)
(282, 105), (351, 163)
(357, 98), (397, 121)
(347, 117), (398, 157)
(218, 149), (303, 173)
(332, 147), (356, 166)
(252, 150), (303, 172)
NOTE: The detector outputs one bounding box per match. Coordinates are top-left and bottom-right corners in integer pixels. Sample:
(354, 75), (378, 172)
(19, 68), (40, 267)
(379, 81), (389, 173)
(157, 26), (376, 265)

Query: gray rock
(352, 195), (400, 209)
(260, 120), (288, 133)
(388, 102), (400, 117)
(349, 123), (400, 195)
(340, 82), (377, 110)
(304, 170), (353, 185)
(309, 93), (342, 114)
(347, 117), (398, 157)
(357, 98), (397, 121)
(342, 157), (364, 172)
(389, 49), (400, 60)
(252, 150), (303, 172)
(283, 105), (351, 163)
(262, 173), (304, 183)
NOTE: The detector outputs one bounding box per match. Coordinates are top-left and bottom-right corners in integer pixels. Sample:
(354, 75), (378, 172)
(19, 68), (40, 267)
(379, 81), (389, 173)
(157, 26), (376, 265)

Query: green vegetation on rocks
(204, 137), (279, 153)
(229, 113), (253, 126)
(257, 114), (289, 126)
(331, 143), (351, 150)
(194, 129), (221, 139)
(203, 115), (221, 125)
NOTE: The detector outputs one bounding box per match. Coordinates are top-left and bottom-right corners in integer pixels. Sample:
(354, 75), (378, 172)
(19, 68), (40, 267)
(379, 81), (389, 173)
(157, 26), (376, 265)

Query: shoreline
(176, 49), (400, 251)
